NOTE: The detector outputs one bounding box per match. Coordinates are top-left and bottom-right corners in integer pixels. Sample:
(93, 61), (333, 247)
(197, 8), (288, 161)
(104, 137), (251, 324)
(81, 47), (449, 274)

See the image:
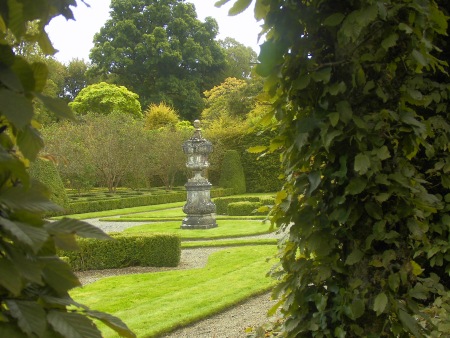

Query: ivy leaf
(228, 0), (252, 15)
(354, 153), (371, 174)
(373, 292), (388, 316)
(6, 300), (46, 337)
(87, 310), (136, 338)
(345, 249), (364, 265)
(47, 311), (102, 338)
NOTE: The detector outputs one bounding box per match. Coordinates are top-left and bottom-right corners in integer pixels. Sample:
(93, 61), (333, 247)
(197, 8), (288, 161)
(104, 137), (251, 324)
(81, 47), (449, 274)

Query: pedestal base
(181, 214), (217, 229)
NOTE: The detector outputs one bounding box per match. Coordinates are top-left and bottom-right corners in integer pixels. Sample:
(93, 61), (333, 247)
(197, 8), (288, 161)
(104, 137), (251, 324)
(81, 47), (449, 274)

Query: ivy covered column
(181, 120), (217, 229)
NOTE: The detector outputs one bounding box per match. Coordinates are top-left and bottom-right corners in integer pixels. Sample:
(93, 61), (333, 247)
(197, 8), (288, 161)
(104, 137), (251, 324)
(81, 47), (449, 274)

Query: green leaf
(293, 74), (310, 90)
(307, 171), (321, 195)
(411, 49), (428, 67)
(47, 311), (102, 338)
(8, 250), (43, 284)
(0, 150), (29, 185)
(0, 258), (21, 295)
(0, 323), (28, 338)
(349, 299), (365, 319)
(45, 218), (111, 240)
(398, 309), (423, 337)
(354, 153), (370, 174)
(388, 273), (400, 292)
(373, 293), (388, 316)
(247, 145), (267, 153)
(410, 260), (424, 276)
(228, 0), (252, 15)
(346, 177), (367, 195)
(38, 32), (57, 55)
(381, 33), (398, 50)
(0, 89), (33, 128)
(311, 67), (332, 83)
(336, 100), (352, 123)
(30, 62), (48, 92)
(0, 65), (24, 91)
(87, 310), (136, 338)
(6, 300), (46, 337)
(399, 23), (412, 34)
(373, 146), (390, 160)
(17, 125), (44, 161)
(323, 13), (345, 27)
(34, 93), (75, 121)
(364, 201), (383, 220)
(0, 184), (61, 213)
(345, 249), (364, 265)
(323, 130), (342, 151)
(329, 112), (339, 127)
(0, 217), (48, 253)
(214, 0), (231, 8)
(41, 257), (81, 294)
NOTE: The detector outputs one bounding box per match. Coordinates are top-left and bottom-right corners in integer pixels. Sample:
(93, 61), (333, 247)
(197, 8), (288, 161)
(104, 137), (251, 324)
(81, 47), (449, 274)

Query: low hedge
(227, 201), (265, 216)
(60, 233), (181, 271)
(62, 188), (234, 215)
(214, 196), (261, 215)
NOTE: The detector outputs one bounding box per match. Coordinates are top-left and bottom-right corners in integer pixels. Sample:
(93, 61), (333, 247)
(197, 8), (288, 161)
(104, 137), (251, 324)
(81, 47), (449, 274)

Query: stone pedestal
(181, 121), (217, 229)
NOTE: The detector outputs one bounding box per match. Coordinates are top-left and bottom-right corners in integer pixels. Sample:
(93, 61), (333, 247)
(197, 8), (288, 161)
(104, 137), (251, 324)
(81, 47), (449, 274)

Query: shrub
(227, 201), (263, 216)
(29, 158), (69, 209)
(219, 150), (246, 194)
(61, 233), (181, 271)
(214, 196), (261, 214)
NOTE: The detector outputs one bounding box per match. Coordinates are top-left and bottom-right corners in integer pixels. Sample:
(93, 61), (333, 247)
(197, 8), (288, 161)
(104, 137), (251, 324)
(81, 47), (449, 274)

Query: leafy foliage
(219, 37), (258, 79)
(69, 82), (142, 118)
(90, 0), (227, 120)
(223, 0), (450, 336)
(0, 1), (135, 336)
(144, 102), (180, 130)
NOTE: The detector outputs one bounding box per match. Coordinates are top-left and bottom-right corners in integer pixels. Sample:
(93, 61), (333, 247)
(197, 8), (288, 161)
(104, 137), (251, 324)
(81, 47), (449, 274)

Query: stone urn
(181, 120), (217, 229)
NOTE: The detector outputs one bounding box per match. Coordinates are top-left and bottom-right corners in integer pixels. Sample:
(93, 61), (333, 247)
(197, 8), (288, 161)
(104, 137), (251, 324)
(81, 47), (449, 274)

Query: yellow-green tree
(144, 102), (180, 130)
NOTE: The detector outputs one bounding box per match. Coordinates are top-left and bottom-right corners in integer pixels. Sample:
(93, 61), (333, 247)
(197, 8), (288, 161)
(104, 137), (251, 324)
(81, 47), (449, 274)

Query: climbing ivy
(220, 0), (450, 336)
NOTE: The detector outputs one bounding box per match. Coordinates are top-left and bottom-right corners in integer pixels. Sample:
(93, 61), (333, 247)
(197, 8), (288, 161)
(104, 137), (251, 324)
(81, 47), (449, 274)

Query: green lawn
(72, 245), (277, 337)
(122, 220), (273, 239)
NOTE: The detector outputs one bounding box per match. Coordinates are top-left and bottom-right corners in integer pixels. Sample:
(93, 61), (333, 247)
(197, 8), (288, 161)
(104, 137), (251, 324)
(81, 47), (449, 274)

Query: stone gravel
(75, 218), (282, 337)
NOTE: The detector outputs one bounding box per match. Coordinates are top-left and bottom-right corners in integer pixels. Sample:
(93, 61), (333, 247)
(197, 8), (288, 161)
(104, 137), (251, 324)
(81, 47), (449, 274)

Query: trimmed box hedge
(63, 188), (234, 215)
(60, 233), (181, 271)
(214, 196), (261, 215)
(227, 201), (264, 216)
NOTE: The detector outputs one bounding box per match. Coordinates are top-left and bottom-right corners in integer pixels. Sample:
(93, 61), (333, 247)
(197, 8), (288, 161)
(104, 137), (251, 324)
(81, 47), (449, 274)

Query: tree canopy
(69, 82), (142, 118)
(225, 0), (450, 336)
(219, 37), (257, 79)
(89, 0), (227, 120)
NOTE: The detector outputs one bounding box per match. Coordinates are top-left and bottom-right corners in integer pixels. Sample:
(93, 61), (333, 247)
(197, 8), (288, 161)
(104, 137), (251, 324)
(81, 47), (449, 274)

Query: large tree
(223, 0), (450, 336)
(89, 0), (227, 120)
(219, 37), (257, 79)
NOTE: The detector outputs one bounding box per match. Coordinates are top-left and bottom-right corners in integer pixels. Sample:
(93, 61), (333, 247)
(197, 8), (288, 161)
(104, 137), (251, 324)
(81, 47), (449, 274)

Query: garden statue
(181, 120), (217, 229)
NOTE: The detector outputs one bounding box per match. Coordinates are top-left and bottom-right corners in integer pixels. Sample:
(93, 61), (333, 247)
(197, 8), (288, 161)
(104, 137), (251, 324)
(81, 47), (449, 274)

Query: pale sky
(46, 0), (264, 64)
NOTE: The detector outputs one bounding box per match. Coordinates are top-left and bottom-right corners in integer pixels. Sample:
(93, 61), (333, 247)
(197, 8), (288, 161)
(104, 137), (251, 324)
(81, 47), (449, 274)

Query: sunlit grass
(122, 220), (273, 239)
(71, 245), (277, 337)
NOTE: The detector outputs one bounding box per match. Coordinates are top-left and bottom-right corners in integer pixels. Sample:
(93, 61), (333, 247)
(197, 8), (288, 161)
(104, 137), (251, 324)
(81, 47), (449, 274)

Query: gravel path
(75, 217), (281, 337)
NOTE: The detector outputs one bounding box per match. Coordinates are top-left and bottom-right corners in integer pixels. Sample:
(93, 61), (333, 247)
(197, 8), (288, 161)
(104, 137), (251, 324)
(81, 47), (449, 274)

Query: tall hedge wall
(219, 150), (246, 194)
(29, 158), (69, 209)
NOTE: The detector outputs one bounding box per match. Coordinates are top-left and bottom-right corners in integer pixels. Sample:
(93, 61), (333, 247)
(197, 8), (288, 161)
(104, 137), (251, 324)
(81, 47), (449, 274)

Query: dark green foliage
(231, 0), (450, 336)
(219, 150), (246, 194)
(29, 158), (69, 209)
(61, 234), (181, 271)
(227, 201), (264, 216)
(90, 0), (227, 120)
(0, 1), (135, 336)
